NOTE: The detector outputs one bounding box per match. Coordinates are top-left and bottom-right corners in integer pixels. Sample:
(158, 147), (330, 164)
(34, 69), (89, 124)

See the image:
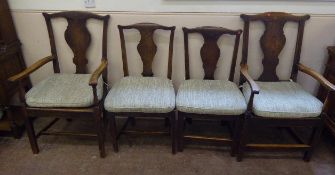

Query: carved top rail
(43, 11), (110, 74)
(240, 12), (310, 82)
(183, 26), (242, 80)
(118, 23), (175, 79)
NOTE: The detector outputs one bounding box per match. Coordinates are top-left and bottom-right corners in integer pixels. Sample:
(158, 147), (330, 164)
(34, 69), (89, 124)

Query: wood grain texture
(240, 12), (310, 82)
(259, 21), (286, 81)
(118, 23), (175, 78)
(183, 26), (242, 80)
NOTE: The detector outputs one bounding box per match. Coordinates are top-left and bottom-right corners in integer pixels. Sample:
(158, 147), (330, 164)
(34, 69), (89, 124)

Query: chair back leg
(303, 116), (325, 161)
(109, 113), (119, 152)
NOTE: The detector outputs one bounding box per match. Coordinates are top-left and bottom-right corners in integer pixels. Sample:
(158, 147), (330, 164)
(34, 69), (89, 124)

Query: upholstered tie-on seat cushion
(104, 76), (175, 113)
(243, 81), (323, 118)
(176, 79), (247, 115)
(26, 74), (103, 108)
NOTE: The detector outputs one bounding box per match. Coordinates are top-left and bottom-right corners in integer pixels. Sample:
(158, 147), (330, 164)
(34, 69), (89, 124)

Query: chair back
(43, 11), (110, 74)
(183, 26), (242, 81)
(118, 23), (175, 79)
(240, 12), (310, 82)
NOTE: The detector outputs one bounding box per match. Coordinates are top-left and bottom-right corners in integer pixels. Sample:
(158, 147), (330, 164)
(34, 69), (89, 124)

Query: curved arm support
(8, 56), (54, 82)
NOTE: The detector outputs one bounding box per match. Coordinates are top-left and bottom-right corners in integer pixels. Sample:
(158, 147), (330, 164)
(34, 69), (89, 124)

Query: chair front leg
(94, 107), (106, 158)
(231, 115), (243, 157)
(16, 80), (39, 153)
(237, 112), (251, 162)
(303, 114), (325, 162)
(169, 111), (177, 154)
(23, 108), (39, 154)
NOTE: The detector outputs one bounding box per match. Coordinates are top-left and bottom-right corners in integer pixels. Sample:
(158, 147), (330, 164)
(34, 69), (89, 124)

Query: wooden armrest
(240, 64), (260, 94)
(89, 59), (108, 86)
(8, 55), (54, 82)
(298, 63), (335, 92)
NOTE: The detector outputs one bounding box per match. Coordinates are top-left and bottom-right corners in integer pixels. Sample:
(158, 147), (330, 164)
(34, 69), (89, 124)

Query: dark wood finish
(318, 46), (335, 138)
(8, 11), (110, 158)
(43, 11), (109, 74)
(238, 12), (331, 162)
(109, 23), (176, 154)
(0, 0), (31, 138)
(8, 56), (54, 82)
(178, 26), (242, 155)
(299, 63), (335, 92)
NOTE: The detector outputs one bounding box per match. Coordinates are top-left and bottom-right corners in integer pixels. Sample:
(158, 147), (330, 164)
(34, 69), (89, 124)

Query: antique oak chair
(176, 26), (245, 154)
(237, 12), (335, 161)
(104, 23), (176, 153)
(8, 11), (110, 158)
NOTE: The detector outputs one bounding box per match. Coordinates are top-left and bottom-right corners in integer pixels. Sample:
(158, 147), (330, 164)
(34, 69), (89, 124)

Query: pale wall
(7, 0), (335, 94)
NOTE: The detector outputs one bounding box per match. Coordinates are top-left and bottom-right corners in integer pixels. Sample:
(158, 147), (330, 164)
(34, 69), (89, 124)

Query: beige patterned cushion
(104, 76), (175, 113)
(176, 79), (247, 115)
(26, 74), (103, 108)
(243, 81), (323, 118)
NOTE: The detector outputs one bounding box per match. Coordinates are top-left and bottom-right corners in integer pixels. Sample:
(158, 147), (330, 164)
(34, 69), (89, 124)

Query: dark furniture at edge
(0, 0), (31, 138)
(318, 46), (335, 138)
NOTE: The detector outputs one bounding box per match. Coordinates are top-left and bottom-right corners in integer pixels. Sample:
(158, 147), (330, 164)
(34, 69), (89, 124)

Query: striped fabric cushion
(26, 74), (103, 107)
(243, 81), (323, 118)
(104, 76), (175, 113)
(176, 79), (247, 115)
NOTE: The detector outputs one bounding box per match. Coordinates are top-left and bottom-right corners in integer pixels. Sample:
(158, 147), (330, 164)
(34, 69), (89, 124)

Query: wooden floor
(0, 117), (334, 175)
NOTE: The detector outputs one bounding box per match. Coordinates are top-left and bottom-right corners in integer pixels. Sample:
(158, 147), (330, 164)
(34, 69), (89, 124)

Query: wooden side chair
(104, 23), (176, 153)
(176, 26), (245, 154)
(237, 12), (335, 161)
(8, 11), (110, 158)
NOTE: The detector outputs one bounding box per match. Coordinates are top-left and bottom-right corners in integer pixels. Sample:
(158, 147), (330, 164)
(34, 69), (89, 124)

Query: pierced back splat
(240, 12), (310, 82)
(118, 23), (175, 78)
(43, 11), (110, 74)
(183, 26), (242, 81)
